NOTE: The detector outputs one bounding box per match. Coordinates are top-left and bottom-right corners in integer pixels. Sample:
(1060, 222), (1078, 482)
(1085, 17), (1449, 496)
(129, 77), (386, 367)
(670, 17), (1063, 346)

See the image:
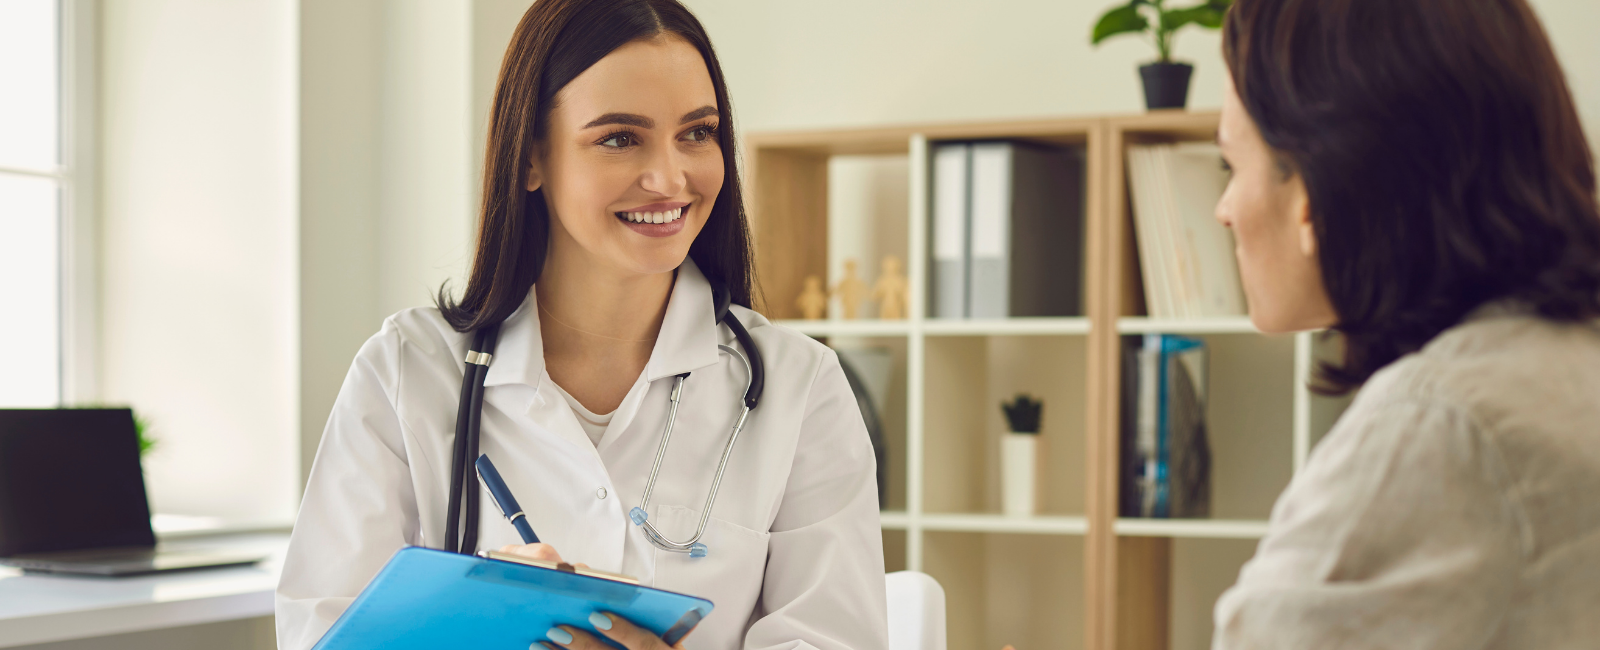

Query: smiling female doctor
(273, 1), (888, 649)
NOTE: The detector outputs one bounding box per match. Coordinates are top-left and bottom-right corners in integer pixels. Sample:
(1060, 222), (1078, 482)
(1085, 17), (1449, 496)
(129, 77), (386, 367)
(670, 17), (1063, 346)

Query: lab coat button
(597, 487), (608, 499)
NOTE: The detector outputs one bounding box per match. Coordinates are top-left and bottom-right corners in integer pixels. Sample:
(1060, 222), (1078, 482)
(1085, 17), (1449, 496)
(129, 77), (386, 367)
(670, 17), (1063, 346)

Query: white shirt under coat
(275, 261), (889, 650)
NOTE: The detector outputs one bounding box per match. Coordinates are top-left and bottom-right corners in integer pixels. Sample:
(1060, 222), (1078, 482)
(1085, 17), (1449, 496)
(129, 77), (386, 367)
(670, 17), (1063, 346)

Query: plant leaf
(1160, 5), (1227, 32)
(1092, 2), (1151, 45)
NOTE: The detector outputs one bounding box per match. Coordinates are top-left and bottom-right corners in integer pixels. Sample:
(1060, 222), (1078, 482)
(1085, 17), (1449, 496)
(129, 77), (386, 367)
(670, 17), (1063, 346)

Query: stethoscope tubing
(443, 287), (763, 558)
(633, 344), (754, 552)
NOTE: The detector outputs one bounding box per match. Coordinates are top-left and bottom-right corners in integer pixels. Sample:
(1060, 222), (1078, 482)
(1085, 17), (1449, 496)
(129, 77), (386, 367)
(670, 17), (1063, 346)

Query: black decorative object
(1001, 394), (1042, 434)
(1139, 62), (1194, 110)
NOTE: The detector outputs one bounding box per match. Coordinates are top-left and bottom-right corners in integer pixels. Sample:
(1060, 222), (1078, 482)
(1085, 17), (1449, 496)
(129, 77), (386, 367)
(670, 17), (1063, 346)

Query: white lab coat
(275, 261), (889, 650)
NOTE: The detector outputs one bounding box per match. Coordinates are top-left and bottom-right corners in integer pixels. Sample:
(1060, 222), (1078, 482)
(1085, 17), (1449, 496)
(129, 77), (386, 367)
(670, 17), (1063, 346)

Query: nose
(1213, 194), (1234, 228)
(638, 143), (688, 197)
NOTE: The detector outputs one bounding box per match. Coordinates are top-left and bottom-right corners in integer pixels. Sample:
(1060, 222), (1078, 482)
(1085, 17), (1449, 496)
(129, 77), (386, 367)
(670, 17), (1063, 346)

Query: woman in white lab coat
(274, 1), (888, 648)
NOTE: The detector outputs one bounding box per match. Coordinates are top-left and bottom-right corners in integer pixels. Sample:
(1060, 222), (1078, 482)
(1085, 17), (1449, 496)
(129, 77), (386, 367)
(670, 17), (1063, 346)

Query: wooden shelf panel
(1114, 518), (1270, 539)
(1115, 317), (1257, 334)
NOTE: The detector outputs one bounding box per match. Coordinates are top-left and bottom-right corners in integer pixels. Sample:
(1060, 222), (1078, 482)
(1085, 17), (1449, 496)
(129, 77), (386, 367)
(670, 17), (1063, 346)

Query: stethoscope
(442, 281), (765, 559)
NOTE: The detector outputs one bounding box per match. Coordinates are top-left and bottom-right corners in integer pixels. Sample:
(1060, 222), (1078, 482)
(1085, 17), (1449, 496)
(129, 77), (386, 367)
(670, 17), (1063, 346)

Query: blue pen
(475, 454), (540, 544)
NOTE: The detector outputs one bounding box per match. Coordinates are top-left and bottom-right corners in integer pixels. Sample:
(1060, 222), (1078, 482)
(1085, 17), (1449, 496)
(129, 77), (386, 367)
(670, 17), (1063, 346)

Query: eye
(599, 132), (635, 148)
(1219, 156), (1234, 174)
(682, 123), (719, 143)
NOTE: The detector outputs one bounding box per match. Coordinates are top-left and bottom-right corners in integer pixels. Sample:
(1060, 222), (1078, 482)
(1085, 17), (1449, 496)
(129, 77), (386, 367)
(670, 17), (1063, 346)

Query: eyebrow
(580, 106), (718, 130)
(678, 106), (718, 124)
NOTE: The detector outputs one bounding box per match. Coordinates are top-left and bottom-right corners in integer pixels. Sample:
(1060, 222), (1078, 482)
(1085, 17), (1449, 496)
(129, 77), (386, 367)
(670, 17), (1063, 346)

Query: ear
(1291, 178), (1317, 257)
(524, 153), (544, 193)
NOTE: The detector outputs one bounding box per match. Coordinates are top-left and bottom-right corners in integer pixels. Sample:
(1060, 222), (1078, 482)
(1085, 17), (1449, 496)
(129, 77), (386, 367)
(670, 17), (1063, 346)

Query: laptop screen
(0, 409), (157, 556)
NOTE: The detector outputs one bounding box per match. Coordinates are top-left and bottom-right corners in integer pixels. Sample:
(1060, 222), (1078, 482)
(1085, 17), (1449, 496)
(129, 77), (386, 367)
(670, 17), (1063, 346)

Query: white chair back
(886, 571), (946, 650)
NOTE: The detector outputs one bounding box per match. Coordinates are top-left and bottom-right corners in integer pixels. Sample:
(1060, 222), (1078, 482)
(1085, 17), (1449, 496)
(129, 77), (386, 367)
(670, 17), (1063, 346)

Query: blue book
(312, 547), (713, 650)
(1150, 334), (1210, 519)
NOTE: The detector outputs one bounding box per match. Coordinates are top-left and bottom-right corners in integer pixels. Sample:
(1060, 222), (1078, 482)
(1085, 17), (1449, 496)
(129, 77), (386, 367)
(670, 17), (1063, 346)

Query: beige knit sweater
(1215, 305), (1600, 649)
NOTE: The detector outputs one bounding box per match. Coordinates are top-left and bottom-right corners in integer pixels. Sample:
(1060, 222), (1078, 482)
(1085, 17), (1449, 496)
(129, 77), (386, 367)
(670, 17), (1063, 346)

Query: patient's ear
(1291, 178), (1316, 257)
(525, 154), (544, 193)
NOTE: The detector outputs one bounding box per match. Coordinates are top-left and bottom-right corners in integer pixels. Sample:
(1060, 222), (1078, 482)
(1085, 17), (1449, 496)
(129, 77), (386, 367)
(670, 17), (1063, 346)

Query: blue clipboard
(312, 546), (714, 650)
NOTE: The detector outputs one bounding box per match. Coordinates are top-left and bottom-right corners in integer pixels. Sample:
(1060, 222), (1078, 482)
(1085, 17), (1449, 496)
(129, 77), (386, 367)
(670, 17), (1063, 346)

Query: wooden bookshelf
(744, 111), (1352, 650)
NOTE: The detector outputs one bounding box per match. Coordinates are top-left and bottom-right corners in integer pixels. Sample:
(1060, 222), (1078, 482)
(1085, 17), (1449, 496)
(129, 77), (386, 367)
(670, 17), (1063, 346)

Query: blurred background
(0, 1), (1595, 648)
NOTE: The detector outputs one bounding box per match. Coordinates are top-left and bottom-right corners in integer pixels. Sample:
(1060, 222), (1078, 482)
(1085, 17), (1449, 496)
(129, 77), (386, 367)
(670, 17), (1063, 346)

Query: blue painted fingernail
(546, 627), (573, 645)
(589, 612), (613, 630)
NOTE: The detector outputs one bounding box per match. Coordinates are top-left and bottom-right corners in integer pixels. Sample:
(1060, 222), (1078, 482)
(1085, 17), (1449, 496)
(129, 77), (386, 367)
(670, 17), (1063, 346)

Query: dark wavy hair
(1223, 0), (1600, 395)
(436, 0), (755, 332)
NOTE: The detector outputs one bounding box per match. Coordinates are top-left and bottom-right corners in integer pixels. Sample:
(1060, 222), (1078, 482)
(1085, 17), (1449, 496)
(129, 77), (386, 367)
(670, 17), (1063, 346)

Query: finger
(496, 543), (564, 563)
(591, 612), (670, 649)
(546, 625), (607, 650)
(575, 562), (591, 570)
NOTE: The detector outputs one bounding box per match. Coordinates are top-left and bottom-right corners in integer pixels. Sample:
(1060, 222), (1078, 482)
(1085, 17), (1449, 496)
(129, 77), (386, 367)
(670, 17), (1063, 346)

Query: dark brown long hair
(437, 0), (755, 332)
(1223, 0), (1600, 394)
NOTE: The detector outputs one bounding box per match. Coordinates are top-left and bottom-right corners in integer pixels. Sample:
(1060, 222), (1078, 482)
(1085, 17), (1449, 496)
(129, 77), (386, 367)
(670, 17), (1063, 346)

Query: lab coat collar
(481, 259), (722, 389)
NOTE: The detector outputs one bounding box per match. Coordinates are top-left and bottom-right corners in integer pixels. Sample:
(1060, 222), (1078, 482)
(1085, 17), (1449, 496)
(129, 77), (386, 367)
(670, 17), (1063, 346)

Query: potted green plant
(1092, 0), (1232, 110)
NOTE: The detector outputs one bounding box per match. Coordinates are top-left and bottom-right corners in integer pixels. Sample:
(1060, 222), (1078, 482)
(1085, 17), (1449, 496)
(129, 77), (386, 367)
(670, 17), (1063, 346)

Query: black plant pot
(1139, 62), (1194, 110)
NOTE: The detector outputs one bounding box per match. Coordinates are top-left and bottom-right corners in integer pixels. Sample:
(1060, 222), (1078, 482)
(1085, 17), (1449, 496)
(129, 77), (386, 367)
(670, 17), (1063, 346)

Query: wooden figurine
(832, 259), (868, 320)
(872, 255), (910, 319)
(796, 275), (828, 320)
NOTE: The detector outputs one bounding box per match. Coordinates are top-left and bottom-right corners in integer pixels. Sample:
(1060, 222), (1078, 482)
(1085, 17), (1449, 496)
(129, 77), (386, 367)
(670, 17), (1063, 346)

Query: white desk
(0, 532), (288, 648)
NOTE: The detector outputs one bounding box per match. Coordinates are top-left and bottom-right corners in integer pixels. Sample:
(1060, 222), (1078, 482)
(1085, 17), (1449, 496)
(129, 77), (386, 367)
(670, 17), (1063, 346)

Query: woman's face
(531, 35), (723, 278)
(1215, 73), (1338, 333)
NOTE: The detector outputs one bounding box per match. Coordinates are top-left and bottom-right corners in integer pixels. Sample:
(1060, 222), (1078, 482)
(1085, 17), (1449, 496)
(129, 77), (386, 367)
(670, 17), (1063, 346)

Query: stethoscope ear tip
(629, 507), (648, 526)
(689, 543), (707, 558)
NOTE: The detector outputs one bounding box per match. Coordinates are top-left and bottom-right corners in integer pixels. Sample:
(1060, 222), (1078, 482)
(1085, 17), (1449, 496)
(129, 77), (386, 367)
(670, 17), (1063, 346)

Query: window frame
(0, 0), (97, 406)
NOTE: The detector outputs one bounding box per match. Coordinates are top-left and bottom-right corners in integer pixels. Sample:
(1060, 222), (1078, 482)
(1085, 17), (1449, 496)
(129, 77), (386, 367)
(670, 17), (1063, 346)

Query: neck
(535, 233), (675, 349)
(535, 229), (675, 414)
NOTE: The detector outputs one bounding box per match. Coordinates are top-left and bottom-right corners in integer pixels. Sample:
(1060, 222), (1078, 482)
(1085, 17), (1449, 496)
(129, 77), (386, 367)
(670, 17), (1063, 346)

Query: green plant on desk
(1091, 0), (1232, 62)
(134, 412), (157, 458)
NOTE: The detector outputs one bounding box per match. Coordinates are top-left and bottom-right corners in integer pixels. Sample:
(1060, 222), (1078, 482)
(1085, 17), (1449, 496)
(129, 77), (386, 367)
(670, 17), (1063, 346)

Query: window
(0, 0), (62, 407)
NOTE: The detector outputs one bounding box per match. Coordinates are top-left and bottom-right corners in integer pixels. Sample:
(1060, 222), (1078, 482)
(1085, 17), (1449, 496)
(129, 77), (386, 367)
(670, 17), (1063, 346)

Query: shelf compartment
(883, 528), (908, 573)
(924, 335), (1088, 517)
(1118, 333), (1296, 522)
(924, 317), (1091, 336)
(924, 532), (1086, 650)
(1169, 538), (1258, 650)
(824, 336), (909, 512)
(1114, 518), (1269, 539)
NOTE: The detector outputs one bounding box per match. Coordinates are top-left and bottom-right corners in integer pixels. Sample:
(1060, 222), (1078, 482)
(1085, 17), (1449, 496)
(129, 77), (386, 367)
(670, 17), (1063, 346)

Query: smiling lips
(615, 202), (689, 238)
(618, 207), (684, 224)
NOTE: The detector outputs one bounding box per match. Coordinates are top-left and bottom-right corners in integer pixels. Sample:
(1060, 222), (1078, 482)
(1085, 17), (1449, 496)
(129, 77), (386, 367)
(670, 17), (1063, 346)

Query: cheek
(1228, 183), (1297, 289)
(548, 156), (632, 231)
(689, 152), (725, 209)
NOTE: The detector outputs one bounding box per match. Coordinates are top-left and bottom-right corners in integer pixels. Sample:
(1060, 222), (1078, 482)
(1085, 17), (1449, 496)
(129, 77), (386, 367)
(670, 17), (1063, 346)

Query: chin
(616, 247), (692, 277)
(1248, 306), (1336, 334)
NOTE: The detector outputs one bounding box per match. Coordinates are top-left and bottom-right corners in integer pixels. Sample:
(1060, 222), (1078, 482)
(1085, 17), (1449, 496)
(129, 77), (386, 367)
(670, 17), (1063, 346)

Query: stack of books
(929, 141), (1086, 319)
(1126, 143), (1246, 319)
(1119, 334), (1212, 518)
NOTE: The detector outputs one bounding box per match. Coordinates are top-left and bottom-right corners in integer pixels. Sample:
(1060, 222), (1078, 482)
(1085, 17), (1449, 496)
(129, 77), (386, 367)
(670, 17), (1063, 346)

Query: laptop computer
(0, 408), (267, 576)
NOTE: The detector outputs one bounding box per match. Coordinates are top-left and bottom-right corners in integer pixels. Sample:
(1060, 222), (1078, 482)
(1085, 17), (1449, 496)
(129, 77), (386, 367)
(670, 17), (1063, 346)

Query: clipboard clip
(479, 550), (641, 585)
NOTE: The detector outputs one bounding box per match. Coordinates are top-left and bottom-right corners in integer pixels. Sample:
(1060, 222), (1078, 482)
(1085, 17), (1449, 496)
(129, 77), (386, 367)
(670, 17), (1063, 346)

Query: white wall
(678, 0), (1598, 157)
(99, 0), (300, 522)
(298, 0), (489, 477)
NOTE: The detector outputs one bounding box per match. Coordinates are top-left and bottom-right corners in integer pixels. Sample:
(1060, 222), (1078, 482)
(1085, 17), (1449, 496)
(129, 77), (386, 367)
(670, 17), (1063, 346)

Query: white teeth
(621, 207), (684, 224)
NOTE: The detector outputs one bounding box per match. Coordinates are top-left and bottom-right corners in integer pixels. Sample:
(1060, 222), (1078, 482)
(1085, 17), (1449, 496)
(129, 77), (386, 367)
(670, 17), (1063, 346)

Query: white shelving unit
(746, 112), (1353, 650)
